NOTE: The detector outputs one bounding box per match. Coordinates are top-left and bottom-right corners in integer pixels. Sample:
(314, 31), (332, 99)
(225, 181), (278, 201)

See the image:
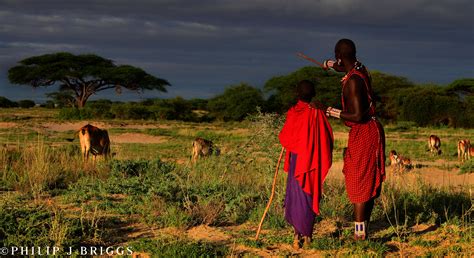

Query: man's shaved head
(296, 80), (316, 103)
(335, 38), (356, 60)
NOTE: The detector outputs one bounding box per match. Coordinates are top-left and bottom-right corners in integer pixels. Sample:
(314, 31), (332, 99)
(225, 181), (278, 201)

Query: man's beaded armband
(326, 107), (342, 119)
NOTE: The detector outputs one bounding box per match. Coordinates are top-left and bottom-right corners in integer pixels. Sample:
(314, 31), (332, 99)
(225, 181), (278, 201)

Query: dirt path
(9, 121), (171, 144)
(121, 221), (471, 257)
(24, 121), (173, 132)
(111, 133), (169, 144)
(0, 122), (18, 129)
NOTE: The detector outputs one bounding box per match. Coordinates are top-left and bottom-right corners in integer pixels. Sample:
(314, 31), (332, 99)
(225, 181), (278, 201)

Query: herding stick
(296, 52), (325, 68)
(255, 146), (285, 241)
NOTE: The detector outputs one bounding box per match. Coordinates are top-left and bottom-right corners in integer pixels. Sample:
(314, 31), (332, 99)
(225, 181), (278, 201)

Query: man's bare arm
(340, 77), (369, 123)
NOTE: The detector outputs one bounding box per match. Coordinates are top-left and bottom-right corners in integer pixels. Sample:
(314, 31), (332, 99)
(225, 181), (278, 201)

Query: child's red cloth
(279, 101), (334, 214)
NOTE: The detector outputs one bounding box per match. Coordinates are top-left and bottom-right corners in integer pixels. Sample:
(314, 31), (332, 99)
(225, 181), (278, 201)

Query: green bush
(110, 103), (151, 120)
(400, 88), (463, 127)
(17, 99), (36, 108)
(43, 100), (56, 108)
(55, 98), (206, 122)
(208, 83), (264, 121)
(58, 108), (93, 120)
(0, 96), (18, 107)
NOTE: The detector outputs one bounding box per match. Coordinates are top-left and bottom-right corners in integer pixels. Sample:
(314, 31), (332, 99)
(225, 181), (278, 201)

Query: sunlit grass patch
(459, 159), (473, 174)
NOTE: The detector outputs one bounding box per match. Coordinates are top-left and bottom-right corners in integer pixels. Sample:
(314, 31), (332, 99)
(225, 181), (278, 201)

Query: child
(279, 80), (333, 249)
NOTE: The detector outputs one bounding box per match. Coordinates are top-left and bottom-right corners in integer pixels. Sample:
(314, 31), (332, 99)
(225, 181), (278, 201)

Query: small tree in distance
(8, 52), (171, 108)
(208, 83), (264, 121)
(46, 91), (76, 108)
(17, 100), (36, 108)
(0, 96), (18, 108)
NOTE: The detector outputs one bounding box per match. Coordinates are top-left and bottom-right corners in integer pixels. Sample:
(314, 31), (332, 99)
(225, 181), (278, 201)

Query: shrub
(208, 83), (264, 121)
(58, 108), (93, 120)
(43, 100), (56, 108)
(17, 99), (36, 108)
(110, 104), (151, 120)
(459, 159), (473, 174)
(0, 96), (18, 107)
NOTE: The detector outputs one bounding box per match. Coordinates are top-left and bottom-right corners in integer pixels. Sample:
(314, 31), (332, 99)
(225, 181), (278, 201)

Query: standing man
(279, 80), (333, 249)
(320, 39), (385, 240)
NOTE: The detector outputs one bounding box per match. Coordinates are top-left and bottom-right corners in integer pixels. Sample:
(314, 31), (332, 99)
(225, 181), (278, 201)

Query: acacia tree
(8, 52), (170, 108)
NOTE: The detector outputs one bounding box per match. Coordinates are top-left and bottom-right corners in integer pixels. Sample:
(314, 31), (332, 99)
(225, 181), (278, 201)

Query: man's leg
(354, 200), (373, 221)
(353, 198), (375, 239)
(364, 198), (375, 221)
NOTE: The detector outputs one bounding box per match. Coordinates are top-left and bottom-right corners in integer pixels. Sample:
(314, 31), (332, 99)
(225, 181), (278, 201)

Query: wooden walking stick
(296, 52), (325, 68)
(255, 146), (285, 241)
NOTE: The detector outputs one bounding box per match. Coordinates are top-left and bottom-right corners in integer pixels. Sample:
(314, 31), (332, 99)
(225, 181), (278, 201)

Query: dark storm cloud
(0, 0), (472, 102)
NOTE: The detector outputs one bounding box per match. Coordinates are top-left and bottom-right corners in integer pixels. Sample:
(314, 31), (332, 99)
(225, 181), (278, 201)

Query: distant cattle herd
(72, 124), (220, 164)
(72, 125), (472, 172)
(389, 134), (473, 174)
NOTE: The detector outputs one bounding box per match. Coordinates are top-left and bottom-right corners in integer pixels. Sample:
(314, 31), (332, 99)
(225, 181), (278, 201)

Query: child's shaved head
(297, 80), (316, 103)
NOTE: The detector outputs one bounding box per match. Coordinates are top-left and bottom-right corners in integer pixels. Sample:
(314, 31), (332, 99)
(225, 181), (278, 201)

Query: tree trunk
(76, 95), (89, 108)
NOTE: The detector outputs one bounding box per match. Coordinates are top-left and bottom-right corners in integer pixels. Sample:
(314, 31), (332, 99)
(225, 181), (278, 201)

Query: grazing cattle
(470, 147), (474, 158)
(389, 150), (412, 173)
(192, 137), (220, 163)
(458, 139), (471, 163)
(78, 124), (110, 162)
(428, 135), (441, 155)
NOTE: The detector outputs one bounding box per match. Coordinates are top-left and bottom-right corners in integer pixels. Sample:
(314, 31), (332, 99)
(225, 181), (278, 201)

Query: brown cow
(192, 137), (220, 163)
(78, 124), (111, 162)
(389, 150), (412, 173)
(428, 135), (441, 155)
(458, 139), (471, 163)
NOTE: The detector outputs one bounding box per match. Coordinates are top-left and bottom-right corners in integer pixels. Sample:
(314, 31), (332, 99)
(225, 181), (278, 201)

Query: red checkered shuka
(341, 68), (386, 203)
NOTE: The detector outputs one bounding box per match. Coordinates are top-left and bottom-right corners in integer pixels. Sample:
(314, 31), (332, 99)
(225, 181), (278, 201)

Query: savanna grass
(0, 196), (107, 251)
(0, 136), (87, 198)
(129, 237), (229, 257)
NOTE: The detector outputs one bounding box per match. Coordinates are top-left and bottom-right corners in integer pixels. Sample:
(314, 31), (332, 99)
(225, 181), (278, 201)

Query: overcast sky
(0, 0), (472, 102)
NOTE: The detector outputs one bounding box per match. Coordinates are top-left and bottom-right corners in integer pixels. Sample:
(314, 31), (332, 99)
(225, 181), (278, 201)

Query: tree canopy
(445, 78), (474, 97)
(262, 66), (473, 127)
(264, 66), (342, 113)
(8, 52), (171, 108)
(0, 96), (18, 108)
(208, 83), (264, 121)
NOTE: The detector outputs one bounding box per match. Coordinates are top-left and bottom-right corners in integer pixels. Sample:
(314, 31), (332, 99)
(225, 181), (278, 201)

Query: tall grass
(0, 136), (88, 198)
(0, 194), (104, 251)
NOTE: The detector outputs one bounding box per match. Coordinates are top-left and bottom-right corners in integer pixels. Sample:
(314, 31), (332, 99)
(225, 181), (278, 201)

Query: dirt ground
(110, 133), (169, 144)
